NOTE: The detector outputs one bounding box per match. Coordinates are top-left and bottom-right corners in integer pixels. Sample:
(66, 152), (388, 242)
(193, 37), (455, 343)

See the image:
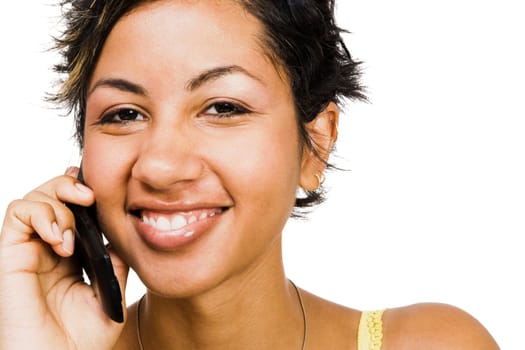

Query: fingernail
(51, 222), (64, 242)
(75, 182), (91, 193)
(65, 166), (76, 176)
(62, 229), (75, 255)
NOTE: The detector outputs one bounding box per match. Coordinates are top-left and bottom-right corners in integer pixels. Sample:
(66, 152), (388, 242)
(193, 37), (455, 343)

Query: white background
(1, 1), (523, 349)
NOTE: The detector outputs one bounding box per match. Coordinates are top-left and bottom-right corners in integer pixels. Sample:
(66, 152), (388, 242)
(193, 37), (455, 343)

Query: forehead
(121, 0), (265, 54)
(90, 0), (281, 85)
(122, 0), (257, 43)
(88, 0), (292, 102)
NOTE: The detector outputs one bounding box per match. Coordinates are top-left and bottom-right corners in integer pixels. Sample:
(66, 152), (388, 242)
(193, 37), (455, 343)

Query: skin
(0, 1), (499, 349)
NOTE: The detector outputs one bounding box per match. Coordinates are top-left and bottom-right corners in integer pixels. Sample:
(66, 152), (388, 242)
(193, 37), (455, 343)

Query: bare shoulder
(382, 303), (500, 350)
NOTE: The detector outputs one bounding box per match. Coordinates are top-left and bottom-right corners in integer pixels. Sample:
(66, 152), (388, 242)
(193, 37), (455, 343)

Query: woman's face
(83, 0), (312, 295)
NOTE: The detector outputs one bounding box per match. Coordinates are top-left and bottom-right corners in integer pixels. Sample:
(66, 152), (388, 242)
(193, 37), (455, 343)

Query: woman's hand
(0, 168), (129, 350)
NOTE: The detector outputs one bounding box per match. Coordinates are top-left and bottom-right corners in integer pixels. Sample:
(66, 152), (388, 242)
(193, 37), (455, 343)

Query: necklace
(290, 280), (308, 350)
(136, 280), (307, 350)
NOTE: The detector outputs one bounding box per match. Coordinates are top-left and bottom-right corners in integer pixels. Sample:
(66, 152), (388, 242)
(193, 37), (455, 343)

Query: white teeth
(171, 215), (187, 230)
(156, 216), (171, 231)
(141, 208), (222, 231)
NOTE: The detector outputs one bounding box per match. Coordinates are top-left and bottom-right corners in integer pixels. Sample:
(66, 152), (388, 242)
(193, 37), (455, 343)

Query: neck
(138, 270), (305, 350)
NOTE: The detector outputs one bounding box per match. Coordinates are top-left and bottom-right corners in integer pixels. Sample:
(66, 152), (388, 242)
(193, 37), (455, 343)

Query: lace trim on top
(357, 309), (385, 350)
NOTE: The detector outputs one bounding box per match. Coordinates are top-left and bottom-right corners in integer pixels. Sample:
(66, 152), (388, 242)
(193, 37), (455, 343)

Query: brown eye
(99, 108), (146, 124)
(203, 102), (250, 118)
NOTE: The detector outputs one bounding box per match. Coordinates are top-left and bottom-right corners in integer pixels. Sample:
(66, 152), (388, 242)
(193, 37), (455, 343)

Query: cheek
(216, 125), (302, 258)
(82, 136), (132, 181)
(217, 123), (302, 211)
(81, 134), (138, 218)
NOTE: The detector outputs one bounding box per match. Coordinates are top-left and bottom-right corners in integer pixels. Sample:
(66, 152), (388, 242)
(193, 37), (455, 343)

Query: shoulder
(382, 303), (500, 350)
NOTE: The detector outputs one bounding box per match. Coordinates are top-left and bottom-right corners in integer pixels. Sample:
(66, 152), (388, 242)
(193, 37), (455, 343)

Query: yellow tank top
(357, 309), (385, 350)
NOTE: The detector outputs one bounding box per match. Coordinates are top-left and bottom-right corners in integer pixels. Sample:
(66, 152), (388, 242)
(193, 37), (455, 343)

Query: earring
(314, 173), (325, 190)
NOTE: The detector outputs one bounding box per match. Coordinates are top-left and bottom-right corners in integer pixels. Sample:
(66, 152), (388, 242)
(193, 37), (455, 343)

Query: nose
(131, 125), (204, 191)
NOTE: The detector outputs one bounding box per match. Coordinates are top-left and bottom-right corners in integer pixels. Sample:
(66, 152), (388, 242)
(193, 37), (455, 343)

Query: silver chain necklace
(136, 280), (307, 350)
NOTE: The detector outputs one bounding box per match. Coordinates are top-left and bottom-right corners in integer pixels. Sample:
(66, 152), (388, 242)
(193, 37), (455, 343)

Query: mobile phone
(66, 167), (124, 323)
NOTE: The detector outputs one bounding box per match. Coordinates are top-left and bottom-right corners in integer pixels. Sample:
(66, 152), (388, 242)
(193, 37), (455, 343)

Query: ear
(300, 102), (339, 191)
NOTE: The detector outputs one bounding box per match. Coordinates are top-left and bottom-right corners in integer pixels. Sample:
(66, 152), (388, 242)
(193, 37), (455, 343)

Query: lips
(130, 206), (227, 250)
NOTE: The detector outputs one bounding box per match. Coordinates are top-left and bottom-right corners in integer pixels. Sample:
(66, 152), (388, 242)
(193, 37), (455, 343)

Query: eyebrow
(88, 78), (147, 97)
(88, 65), (263, 98)
(186, 65), (264, 90)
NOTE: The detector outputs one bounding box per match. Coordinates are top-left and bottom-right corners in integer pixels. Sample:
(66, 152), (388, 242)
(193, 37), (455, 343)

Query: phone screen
(67, 167), (124, 323)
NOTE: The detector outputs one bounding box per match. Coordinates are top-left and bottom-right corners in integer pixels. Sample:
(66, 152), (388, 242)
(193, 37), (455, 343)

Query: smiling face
(82, 0), (313, 295)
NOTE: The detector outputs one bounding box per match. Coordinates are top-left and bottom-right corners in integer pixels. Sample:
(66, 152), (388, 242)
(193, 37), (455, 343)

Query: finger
(23, 190), (76, 242)
(28, 174), (95, 208)
(64, 166), (80, 178)
(0, 239), (61, 276)
(17, 190), (77, 256)
(21, 175), (95, 256)
(2, 199), (63, 245)
(1, 200), (74, 257)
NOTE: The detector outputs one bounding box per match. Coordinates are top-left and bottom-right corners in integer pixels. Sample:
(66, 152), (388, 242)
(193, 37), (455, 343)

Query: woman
(0, 0), (500, 349)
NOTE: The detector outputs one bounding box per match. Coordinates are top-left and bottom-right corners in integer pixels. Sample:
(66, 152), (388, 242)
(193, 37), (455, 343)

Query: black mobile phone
(66, 167), (124, 323)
